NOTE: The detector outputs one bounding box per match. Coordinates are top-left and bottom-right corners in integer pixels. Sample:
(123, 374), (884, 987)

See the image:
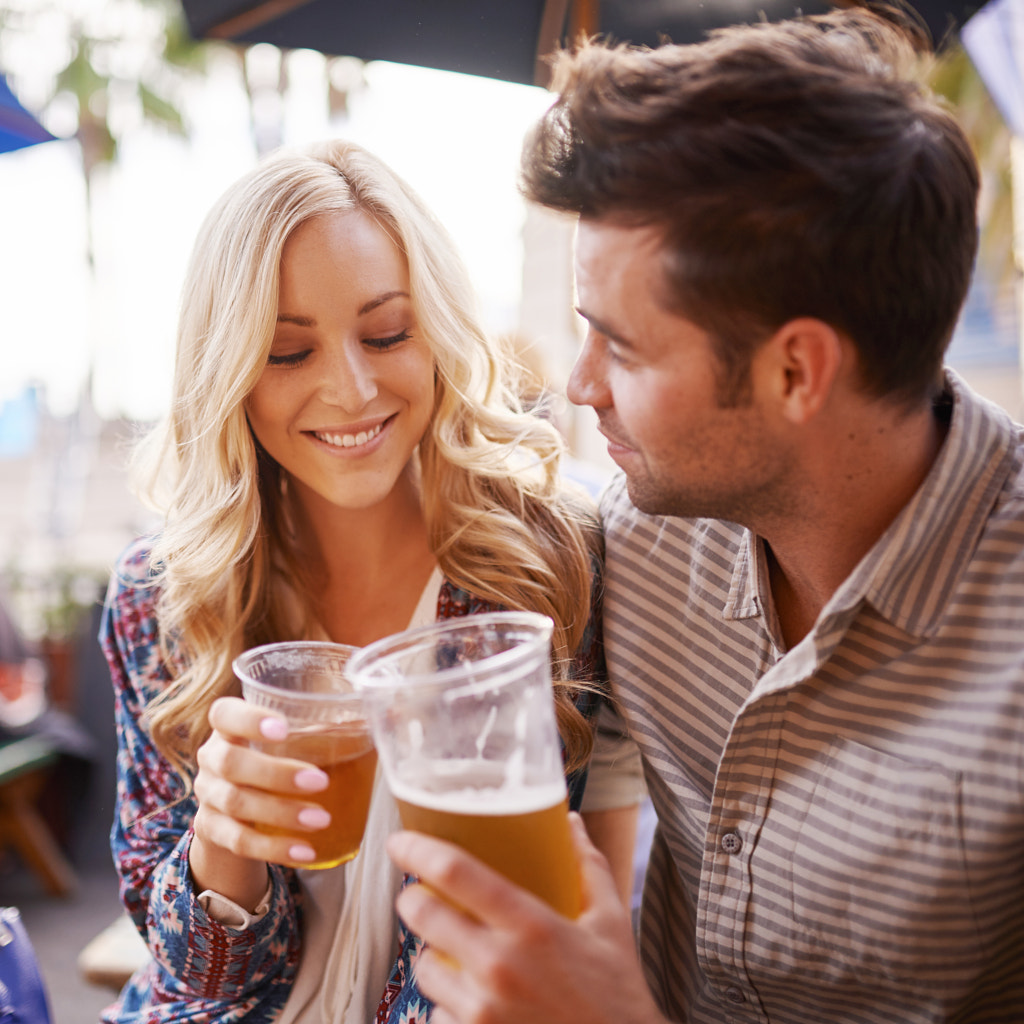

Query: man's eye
(267, 349), (311, 366)
(604, 338), (629, 365)
(365, 329), (412, 351)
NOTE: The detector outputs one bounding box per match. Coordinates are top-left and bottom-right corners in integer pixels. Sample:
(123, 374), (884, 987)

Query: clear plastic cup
(233, 641), (376, 869)
(346, 612), (581, 917)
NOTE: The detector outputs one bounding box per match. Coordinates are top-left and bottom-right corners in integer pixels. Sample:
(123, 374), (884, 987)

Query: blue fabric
(0, 75), (56, 155)
(0, 907), (53, 1024)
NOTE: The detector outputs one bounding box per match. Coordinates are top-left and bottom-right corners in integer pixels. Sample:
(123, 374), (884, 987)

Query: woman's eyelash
(267, 349), (311, 366)
(365, 329), (412, 350)
(267, 330), (412, 366)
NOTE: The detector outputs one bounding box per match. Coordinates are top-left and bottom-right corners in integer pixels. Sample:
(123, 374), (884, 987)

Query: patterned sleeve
(564, 549), (611, 811)
(569, 549), (607, 693)
(100, 538), (302, 1017)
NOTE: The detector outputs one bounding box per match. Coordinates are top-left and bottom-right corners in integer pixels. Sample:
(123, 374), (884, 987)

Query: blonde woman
(99, 140), (642, 1024)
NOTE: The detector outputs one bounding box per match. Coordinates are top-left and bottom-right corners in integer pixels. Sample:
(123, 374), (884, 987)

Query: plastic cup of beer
(346, 611), (581, 918)
(232, 641), (377, 870)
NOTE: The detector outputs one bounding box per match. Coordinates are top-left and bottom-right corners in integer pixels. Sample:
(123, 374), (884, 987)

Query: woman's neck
(289, 468), (438, 646)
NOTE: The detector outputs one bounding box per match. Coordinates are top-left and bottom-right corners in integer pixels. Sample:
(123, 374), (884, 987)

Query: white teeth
(314, 423), (383, 449)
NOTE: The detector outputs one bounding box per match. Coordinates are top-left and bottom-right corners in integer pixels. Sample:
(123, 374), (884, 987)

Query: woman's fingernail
(294, 768), (329, 791)
(288, 844), (316, 862)
(260, 717), (288, 741)
(298, 806), (331, 829)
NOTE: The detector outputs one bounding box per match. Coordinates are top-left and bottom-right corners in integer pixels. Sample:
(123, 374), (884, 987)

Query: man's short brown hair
(521, 8), (979, 406)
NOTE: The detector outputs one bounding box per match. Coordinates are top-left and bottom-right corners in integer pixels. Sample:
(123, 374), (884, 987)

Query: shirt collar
(728, 370), (1019, 642)
(840, 369), (1017, 639)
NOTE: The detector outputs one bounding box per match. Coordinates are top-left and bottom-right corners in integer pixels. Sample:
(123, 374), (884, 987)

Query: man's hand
(386, 812), (669, 1024)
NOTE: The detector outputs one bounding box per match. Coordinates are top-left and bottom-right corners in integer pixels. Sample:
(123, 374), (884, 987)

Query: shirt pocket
(790, 735), (983, 991)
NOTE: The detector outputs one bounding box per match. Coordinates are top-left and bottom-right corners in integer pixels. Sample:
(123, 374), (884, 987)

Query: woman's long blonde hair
(132, 140), (599, 782)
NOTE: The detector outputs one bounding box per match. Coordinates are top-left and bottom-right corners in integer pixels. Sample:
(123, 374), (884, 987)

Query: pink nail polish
(259, 717), (288, 741)
(288, 844), (316, 862)
(298, 807), (331, 829)
(294, 768), (328, 791)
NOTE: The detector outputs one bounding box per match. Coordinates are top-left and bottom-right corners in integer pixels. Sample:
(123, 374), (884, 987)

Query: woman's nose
(320, 344), (378, 411)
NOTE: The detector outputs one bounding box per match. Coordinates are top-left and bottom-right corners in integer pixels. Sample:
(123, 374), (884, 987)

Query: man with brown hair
(387, 9), (1024, 1022)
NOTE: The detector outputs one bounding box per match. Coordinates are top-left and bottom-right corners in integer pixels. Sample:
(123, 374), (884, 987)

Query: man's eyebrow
(277, 290), (411, 325)
(574, 307), (634, 349)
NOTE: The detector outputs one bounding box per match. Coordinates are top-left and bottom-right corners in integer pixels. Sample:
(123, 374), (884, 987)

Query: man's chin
(623, 474), (670, 516)
(623, 473), (705, 520)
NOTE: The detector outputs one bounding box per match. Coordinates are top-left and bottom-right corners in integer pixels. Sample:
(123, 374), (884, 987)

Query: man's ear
(758, 317), (844, 425)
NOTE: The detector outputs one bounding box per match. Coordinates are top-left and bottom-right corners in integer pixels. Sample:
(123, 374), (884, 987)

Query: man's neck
(762, 396), (948, 649)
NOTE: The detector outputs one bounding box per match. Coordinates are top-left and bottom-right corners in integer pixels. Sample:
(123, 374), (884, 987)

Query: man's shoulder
(978, 429), (1024, 571)
(999, 418), (1024, 501)
(948, 376), (1024, 539)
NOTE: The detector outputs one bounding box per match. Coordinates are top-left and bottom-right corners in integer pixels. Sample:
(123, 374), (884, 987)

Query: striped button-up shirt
(601, 370), (1024, 1024)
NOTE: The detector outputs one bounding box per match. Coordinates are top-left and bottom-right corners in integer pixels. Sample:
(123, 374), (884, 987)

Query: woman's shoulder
(96, 538), (171, 710)
(437, 577), (504, 619)
(112, 535), (160, 587)
(104, 536), (162, 636)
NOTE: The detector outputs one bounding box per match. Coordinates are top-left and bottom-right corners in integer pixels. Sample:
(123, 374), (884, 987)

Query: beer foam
(389, 774), (566, 816)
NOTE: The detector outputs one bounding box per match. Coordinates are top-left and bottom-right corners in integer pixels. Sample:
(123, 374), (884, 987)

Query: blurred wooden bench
(79, 914), (151, 991)
(0, 735), (77, 897)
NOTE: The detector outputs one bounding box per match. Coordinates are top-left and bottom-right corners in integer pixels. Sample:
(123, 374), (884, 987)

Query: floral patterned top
(100, 537), (604, 1024)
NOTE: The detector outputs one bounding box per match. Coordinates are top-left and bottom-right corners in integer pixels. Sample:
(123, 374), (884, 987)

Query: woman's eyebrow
(360, 290), (410, 315)
(276, 290), (411, 326)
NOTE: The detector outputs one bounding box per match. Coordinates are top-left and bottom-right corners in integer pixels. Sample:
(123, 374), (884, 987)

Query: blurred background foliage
(930, 43), (1015, 283)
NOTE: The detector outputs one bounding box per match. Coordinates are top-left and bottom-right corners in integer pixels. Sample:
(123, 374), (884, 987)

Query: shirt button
(721, 832), (742, 854)
(725, 986), (745, 1004)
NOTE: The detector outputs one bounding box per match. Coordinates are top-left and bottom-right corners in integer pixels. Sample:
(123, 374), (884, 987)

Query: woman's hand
(189, 696), (330, 909)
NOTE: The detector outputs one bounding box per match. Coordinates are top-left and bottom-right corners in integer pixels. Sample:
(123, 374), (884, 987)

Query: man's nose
(567, 334), (610, 410)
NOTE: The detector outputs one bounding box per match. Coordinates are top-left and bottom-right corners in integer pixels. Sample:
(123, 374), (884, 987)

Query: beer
(392, 770), (581, 918)
(258, 722), (378, 869)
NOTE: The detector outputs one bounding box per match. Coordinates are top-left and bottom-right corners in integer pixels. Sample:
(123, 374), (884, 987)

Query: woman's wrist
(188, 827), (271, 914)
(197, 879), (274, 927)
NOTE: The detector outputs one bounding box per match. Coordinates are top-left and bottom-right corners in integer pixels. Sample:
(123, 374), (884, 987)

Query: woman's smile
(310, 417), (389, 450)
